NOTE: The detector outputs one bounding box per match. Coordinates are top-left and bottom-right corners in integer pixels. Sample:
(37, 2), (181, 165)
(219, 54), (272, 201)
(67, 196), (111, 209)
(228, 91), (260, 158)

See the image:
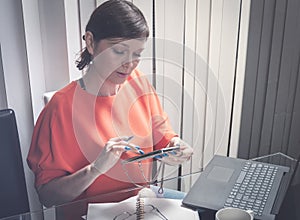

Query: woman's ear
(85, 31), (95, 56)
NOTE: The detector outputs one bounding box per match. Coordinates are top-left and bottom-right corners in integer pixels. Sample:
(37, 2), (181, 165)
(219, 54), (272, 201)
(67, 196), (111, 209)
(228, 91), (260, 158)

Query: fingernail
(138, 150), (145, 155)
(154, 155), (162, 159)
(135, 146), (141, 150)
(162, 153), (169, 157)
(124, 146), (131, 151)
(170, 151), (177, 155)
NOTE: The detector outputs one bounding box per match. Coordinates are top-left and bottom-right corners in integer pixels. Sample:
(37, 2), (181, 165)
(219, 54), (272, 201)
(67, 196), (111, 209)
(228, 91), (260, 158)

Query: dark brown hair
(76, 0), (149, 70)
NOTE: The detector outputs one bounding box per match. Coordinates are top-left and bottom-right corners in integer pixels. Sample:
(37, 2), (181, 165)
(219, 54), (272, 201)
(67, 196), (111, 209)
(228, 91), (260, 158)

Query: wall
(0, 0), (41, 213)
(22, 0), (72, 122)
(0, 46), (8, 108)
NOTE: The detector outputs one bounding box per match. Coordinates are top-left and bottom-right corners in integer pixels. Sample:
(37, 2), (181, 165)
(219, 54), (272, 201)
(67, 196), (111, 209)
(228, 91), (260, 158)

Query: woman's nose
(122, 56), (136, 69)
(122, 60), (134, 69)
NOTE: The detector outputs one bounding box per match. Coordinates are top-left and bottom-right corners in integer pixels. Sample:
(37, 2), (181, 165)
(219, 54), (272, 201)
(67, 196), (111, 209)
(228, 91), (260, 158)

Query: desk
(2, 154), (298, 220)
(0, 172), (201, 220)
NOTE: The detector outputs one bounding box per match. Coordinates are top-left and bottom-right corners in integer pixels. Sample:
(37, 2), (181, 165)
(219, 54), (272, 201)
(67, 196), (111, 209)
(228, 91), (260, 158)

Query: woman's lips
(117, 72), (129, 78)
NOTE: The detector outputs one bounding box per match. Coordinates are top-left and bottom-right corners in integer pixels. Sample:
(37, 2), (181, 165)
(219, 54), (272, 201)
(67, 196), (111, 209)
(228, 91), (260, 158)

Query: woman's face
(92, 38), (146, 85)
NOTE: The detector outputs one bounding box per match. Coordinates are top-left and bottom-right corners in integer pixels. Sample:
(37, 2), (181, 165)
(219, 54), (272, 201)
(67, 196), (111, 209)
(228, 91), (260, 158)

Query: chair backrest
(0, 109), (30, 218)
(43, 90), (56, 105)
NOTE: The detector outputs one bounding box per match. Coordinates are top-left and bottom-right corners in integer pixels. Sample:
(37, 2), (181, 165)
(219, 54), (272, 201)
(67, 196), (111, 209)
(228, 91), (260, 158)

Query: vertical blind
(238, 0), (300, 183)
(137, 0), (243, 191)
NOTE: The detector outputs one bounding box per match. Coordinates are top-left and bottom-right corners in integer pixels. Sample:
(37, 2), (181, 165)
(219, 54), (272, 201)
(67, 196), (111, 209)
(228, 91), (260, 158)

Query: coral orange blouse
(27, 69), (176, 202)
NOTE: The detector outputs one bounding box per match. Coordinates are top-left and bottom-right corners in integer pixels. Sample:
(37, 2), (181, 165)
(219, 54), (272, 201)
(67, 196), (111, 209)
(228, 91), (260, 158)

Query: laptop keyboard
(224, 161), (278, 216)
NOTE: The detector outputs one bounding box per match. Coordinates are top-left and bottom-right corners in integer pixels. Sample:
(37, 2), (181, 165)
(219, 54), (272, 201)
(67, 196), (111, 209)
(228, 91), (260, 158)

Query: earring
(89, 54), (94, 65)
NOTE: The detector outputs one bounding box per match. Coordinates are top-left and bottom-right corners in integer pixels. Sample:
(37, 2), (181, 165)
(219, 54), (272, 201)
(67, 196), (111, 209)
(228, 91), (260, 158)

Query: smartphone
(123, 146), (180, 164)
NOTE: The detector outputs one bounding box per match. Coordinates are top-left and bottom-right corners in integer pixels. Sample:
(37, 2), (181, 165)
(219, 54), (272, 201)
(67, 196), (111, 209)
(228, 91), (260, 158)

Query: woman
(27, 0), (193, 210)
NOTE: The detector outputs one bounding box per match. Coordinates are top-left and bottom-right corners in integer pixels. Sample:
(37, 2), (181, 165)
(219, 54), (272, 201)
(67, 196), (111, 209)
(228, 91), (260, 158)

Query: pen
(125, 135), (134, 142)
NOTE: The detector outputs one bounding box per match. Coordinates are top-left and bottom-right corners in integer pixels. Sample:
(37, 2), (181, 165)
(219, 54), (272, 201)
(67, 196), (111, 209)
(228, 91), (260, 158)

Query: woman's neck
(82, 70), (119, 96)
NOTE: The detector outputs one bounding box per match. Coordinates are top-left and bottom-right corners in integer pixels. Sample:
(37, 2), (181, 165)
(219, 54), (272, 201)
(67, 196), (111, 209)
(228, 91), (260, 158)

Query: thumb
(170, 137), (181, 146)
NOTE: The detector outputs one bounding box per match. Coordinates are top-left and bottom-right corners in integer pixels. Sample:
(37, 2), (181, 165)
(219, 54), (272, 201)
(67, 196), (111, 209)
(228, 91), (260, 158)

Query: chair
(43, 90), (56, 105)
(0, 109), (30, 218)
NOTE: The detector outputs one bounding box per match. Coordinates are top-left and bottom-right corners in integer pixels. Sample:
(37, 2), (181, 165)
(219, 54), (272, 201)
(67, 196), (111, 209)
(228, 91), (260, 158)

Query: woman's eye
(133, 53), (141, 58)
(112, 47), (126, 55)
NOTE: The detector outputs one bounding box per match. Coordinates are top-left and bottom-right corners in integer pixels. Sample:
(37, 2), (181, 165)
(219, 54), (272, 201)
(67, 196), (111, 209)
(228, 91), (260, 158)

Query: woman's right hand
(37, 136), (139, 207)
(91, 136), (139, 174)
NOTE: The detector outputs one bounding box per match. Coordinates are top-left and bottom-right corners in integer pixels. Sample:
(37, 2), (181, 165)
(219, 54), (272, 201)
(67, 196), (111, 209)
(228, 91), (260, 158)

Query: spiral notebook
(87, 197), (199, 220)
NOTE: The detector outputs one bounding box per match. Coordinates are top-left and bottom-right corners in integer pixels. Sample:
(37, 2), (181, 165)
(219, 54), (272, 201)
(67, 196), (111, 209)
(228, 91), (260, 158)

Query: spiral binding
(136, 198), (145, 220)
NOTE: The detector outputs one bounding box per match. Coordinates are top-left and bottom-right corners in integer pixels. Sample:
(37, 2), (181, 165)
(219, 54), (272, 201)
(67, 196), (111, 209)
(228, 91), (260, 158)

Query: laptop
(182, 154), (296, 220)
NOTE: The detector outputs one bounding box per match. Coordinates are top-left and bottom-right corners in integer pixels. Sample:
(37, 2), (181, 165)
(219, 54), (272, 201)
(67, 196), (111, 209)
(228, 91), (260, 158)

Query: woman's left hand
(160, 137), (193, 165)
